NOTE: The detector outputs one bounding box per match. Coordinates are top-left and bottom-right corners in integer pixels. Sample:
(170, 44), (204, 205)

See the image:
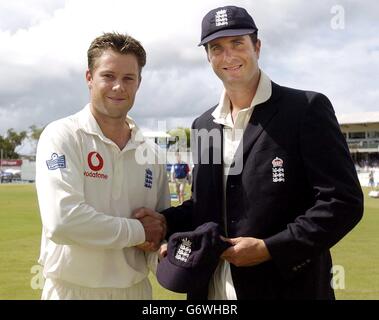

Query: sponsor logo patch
(46, 153), (66, 170)
(84, 151), (107, 179)
(83, 171), (108, 180)
(87, 152), (104, 171)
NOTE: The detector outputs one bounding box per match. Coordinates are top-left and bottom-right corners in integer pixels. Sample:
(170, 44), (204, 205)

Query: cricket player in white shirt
(36, 32), (170, 300)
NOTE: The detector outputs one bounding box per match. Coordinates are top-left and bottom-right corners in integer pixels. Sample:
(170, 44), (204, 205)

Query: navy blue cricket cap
(199, 6), (258, 46)
(156, 222), (231, 293)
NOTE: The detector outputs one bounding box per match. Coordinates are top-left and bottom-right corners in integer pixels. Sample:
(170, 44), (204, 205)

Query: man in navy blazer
(135, 5), (363, 299)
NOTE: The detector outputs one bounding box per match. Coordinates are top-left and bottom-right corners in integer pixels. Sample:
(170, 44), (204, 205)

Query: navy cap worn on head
(199, 6), (258, 46)
(156, 222), (231, 293)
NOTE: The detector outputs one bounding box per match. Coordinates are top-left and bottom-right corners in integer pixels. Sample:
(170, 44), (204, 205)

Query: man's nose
(112, 79), (125, 92)
(222, 47), (233, 62)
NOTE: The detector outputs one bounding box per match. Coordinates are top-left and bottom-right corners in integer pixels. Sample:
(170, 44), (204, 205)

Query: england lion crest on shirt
(144, 168), (153, 189)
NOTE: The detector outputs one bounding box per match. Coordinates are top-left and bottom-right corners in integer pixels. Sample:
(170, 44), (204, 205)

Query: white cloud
(0, 0), (378, 136)
(0, 0), (65, 32)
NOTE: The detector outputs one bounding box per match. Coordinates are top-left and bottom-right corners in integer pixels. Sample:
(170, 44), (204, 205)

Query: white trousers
(41, 277), (152, 300)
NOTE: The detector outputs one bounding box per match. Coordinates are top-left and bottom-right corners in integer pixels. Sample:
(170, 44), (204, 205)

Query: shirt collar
(212, 70), (272, 125)
(77, 104), (144, 149)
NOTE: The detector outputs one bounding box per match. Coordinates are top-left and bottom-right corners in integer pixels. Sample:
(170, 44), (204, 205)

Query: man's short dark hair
(87, 32), (146, 76)
(204, 32), (258, 53)
(249, 32), (258, 46)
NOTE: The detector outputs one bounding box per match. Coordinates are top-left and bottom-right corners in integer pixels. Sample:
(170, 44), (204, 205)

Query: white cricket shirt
(36, 104), (170, 288)
(208, 70), (272, 299)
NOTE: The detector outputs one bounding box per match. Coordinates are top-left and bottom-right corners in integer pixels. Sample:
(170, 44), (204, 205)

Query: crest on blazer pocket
(272, 157), (285, 183)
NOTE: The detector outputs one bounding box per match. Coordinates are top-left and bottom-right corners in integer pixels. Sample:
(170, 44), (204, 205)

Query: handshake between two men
(133, 207), (167, 252)
(132, 207), (272, 267)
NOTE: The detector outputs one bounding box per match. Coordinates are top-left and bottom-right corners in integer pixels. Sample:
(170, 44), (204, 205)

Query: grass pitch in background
(0, 184), (378, 300)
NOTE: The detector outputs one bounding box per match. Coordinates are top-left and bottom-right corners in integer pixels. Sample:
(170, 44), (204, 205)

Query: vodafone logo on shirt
(84, 151), (108, 179)
(88, 152), (104, 171)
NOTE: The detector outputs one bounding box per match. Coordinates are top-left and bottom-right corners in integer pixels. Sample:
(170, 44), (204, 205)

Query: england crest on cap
(199, 6), (258, 46)
(156, 222), (232, 293)
(215, 9), (228, 26)
(175, 238), (192, 263)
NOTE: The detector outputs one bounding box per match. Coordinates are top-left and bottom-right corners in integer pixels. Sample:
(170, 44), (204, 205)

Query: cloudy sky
(0, 0), (378, 138)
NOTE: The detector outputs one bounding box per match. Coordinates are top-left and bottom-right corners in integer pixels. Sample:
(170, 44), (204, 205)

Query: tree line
(0, 125), (44, 159)
(0, 126), (190, 159)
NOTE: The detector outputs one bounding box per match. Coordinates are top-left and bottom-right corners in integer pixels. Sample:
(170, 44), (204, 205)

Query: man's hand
(220, 236), (271, 267)
(158, 242), (168, 262)
(132, 207), (167, 251)
(135, 241), (156, 251)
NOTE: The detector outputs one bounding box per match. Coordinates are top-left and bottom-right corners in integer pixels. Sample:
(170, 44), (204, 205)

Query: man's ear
(85, 69), (92, 89)
(205, 45), (211, 62)
(255, 39), (261, 59)
(138, 75), (142, 89)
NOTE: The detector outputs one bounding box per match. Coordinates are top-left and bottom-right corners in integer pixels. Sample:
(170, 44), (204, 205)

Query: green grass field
(0, 184), (378, 300)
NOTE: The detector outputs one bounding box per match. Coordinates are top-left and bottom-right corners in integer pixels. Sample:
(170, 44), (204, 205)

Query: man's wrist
(260, 239), (272, 262)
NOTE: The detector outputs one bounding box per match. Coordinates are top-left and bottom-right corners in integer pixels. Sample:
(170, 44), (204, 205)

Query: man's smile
(223, 65), (243, 71)
(107, 96), (126, 102)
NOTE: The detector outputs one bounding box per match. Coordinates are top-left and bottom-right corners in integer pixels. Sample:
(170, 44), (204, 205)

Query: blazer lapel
(208, 120), (223, 197)
(233, 82), (282, 170)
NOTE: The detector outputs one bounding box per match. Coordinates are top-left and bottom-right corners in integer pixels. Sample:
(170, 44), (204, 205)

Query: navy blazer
(162, 82), (363, 300)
